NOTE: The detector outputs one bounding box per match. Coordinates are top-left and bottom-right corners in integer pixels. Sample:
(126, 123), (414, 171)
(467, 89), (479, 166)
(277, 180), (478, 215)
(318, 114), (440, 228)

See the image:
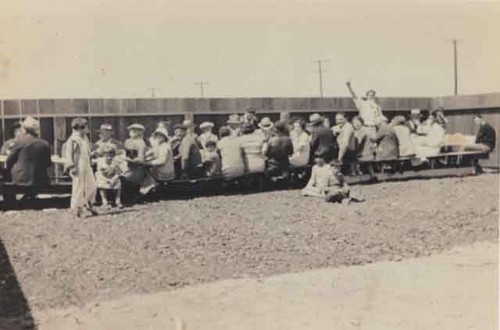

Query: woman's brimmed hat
(226, 114), (242, 125)
(21, 116), (41, 135)
(127, 123), (145, 131)
(153, 127), (169, 139)
(258, 117), (274, 130)
(309, 113), (323, 125)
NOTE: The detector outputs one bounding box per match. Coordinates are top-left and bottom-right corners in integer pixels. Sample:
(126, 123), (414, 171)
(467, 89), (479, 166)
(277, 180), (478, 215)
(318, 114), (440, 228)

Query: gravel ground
(0, 174), (498, 311)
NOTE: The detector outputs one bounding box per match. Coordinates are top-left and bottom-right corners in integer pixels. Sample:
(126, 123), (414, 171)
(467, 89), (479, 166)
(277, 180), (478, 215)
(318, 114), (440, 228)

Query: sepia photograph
(0, 0), (498, 329)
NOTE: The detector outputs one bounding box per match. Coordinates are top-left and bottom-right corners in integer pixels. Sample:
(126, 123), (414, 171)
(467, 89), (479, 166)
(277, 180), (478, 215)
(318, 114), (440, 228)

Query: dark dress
(370, 123), (399, 160)
(6, 134), (51, 186)
(476, 123), (496, 151)
(265, 135), (293, 176)
(309, 126), (337, 163)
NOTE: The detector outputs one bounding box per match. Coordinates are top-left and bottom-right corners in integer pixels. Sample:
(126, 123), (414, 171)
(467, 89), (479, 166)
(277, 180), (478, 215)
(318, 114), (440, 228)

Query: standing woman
(64, 118), (98, 217)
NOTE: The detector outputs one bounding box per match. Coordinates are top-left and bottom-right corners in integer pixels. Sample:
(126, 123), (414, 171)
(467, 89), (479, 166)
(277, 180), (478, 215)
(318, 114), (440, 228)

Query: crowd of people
(1, 82), (496, 216)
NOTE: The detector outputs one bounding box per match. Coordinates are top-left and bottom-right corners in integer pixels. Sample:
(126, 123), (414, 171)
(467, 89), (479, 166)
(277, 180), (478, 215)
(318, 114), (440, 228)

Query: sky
(0, 0), (499, 99)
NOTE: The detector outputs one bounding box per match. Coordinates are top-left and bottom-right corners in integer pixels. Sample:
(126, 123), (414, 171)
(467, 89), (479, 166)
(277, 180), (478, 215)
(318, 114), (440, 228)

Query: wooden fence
(1, 94), (499, 167)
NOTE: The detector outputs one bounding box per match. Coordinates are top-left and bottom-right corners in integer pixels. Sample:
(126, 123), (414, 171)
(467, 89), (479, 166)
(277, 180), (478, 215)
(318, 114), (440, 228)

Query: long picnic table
(0, 149), (490, 208)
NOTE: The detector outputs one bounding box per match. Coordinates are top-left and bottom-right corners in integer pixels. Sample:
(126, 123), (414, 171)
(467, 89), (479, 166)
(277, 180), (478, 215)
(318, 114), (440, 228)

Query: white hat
(182, 120), (196, 128)
(199, 122), (214, 130)
(410, 109), (421, 116)
(258, 117), (274, 130)
(100, 123), (113, 131)
(153, 127), (169, 139)
(226, 114), (242, 125)
(127, 123), (145, 131)
(309, 113), (323, 124)
(21, 116), (40, 135)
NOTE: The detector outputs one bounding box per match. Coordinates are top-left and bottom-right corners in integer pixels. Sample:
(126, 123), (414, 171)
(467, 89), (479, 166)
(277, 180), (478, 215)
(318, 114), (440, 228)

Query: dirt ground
(0, 174), (498, 313)
(35, 241), (498, 330)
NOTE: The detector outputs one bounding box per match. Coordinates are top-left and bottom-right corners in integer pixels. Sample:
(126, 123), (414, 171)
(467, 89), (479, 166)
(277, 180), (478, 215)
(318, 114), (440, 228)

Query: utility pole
(314, 60), (329, 98)
(446, 39), (460, 95)
(194, 81), (209, 98)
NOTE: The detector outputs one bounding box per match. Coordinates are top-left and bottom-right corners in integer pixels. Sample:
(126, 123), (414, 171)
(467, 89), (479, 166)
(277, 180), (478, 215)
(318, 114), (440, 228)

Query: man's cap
(410, 109), (421, 116)
(309, 113), (323, 124)
(21, 116), (40, 134)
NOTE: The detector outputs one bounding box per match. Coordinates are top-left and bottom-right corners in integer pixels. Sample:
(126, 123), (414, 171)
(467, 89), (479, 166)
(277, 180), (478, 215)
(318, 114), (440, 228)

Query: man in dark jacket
(178, 120), (203, 179)
(473, 115), (496, 151)
(6, 117), (51, 186)
(309, 113), (336, 163)
(466, 115), (497, 173)
(265, 121), (294, 179)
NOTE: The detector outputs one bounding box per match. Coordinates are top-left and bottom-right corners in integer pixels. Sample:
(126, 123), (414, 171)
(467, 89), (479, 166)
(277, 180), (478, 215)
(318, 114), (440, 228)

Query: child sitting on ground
(301, 156), (332, 198)
(301, 158), (351, 204)
(95, 145), (123, 208)
(202, 140), (221, 177)
(324, 161), (351, 204)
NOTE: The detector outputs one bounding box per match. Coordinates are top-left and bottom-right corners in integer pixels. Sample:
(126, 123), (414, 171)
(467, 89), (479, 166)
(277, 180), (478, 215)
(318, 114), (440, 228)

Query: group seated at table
(0, 107), (496, 204)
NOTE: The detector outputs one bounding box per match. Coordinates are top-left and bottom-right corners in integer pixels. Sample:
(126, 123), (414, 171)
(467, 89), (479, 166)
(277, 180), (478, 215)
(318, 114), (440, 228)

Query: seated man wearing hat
(92, 123), (124, 159)
(309, 113), (336, 163)
(6, 117), (52, 188)
(255, 117), (274, 143)
(178, 120), (203, 179)
(407, 109), (423, 135)
(198, 121), (218, 150)
(265, 121), (293, 179)
(226, 114), (243, 138)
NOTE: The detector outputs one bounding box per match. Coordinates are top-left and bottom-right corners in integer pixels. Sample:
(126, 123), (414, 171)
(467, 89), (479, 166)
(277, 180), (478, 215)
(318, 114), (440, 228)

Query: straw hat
(258, 117), (274, 130)
(199, 122), (215, 130)
(410, 109), (421, 116)
(127, 123), (145, 131)
(182, 119), (196, 128)
(226, 114), (242, 125)
(99, 123), (113, 131)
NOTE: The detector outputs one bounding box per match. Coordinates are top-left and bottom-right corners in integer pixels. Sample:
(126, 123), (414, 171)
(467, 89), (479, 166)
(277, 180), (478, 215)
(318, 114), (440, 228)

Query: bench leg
(2, 193), (17, 209)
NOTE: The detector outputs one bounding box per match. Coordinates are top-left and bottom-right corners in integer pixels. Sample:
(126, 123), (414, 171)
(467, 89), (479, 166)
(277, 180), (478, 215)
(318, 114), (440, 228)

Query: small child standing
(64, 118), (98, 217)
(202, 140), (221, 177)
(95, 145), (123, 208)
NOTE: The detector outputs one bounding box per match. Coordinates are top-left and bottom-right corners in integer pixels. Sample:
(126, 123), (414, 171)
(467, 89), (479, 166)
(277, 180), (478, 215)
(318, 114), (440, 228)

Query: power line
(194, 81), (209, 98)
(314, 60), (329, 98)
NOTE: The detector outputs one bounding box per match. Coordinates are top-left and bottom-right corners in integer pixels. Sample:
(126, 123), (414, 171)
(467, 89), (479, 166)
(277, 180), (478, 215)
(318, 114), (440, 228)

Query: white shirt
(354, 98), (383, 126)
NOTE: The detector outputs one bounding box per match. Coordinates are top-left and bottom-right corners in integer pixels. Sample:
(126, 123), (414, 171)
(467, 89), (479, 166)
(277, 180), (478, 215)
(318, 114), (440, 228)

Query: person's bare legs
(115, 188), (123, 208)
(99, 189), (110, 208)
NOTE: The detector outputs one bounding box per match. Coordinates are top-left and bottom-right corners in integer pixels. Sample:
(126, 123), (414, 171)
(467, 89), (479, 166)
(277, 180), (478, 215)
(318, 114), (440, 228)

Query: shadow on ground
(0, 238), (35, 330)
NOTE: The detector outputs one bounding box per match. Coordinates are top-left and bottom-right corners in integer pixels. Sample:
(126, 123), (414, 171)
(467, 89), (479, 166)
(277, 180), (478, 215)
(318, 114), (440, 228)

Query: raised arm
(346, 81), (357, 99)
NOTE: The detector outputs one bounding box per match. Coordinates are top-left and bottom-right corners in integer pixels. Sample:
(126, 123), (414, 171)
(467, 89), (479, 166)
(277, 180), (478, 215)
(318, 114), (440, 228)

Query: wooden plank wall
(1, 95), (499, 167)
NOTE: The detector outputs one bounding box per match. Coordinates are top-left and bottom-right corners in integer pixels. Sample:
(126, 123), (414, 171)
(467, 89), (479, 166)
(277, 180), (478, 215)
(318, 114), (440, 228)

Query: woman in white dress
(289, 119), (310, 167)
(64, 118), (98, 217)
